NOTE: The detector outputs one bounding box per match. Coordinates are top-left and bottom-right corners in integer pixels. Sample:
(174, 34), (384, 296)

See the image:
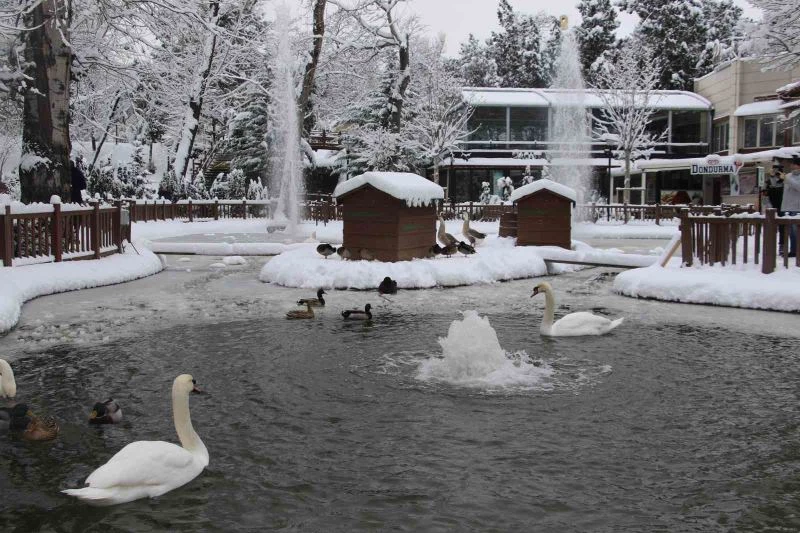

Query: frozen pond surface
(1, 257), (798, 531)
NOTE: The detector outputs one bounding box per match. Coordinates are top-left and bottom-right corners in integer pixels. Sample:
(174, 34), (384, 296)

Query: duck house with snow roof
(333, 172), (444, 262)
(509, 179), (576, 249)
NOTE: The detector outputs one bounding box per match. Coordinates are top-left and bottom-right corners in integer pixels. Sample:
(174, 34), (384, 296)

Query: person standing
(765, 162), (786, 252)
(778, 155), (800, 258)
(70, 158), (87, 204)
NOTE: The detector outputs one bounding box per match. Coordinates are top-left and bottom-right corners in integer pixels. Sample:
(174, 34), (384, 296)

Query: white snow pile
(536, 242), (658, 268)
(509, 178), (577, 203)
(0, 247), (163, 333)
(333, 172), (444, 207)
(260, 238), (577, 289)
(148, 241), (300, 256)
(573, 221), (680, 240)
(614, 264), (800, 312)
(222, 255), (247, 266)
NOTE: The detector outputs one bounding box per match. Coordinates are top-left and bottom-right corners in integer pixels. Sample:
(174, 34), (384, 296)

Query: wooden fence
(578, 203), (756, 225)
(679, 208), (799, 274)
(1, 201), (125, 267)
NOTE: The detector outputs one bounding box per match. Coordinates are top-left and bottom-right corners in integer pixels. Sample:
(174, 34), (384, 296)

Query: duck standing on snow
(336, 246), (352, 260)
(342, 304), (372, 320)
(462, 214), (486, 245)
(531, 282), (624, 337)
(89, 399), (123, 425)
(378, 277), (397, 295)
(287, 302), (315, 319)
(359, 248), (375, 261)
(437, 217), (458, 247)
(0, 358), (17, 400)
(316, 243), (336, 259)
(457, 241), (476, 256)
(63, 374), (208, 506)
(442, 241), (458, 257)
(427, 244), (444, 258)
(297, 289), (326, 307)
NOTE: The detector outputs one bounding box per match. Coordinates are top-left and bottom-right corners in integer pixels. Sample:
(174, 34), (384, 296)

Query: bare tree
(591, 41), (665, 204)
(298, 0), (327, 133)
(748, 0), (800, 71)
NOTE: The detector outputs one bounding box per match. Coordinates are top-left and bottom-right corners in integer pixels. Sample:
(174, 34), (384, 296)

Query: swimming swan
(0, 359), (17, 399)
(531, 282), (623, 337)
(63, 374), (208, 506)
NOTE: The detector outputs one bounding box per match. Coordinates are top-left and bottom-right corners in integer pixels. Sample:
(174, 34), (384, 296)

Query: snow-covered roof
(333, 172), (444, 207)
(610, 147), (800, 175)
(733, 99), (786, 117)
(462, 87), (712, 111)
(777, 80), (800, 97)
(509, 178), (577, 203)
(446, 157), (622, 168)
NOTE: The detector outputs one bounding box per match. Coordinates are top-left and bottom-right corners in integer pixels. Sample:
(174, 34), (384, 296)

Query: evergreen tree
(618, 0), (708, 90)
(488, 0), (546, 87)
(697, 0), (743, 74)
(576, 0), (619, 80)
(157, 169), (181, 200)
(247, 178), (267, 200)
(185, 171), (209, 199)
(227, 168), (248, 199)
(227, 86), (270, 182)
(458, 35), (498, 87)
(88, 158), (122, 199)
(209, 172), (230, 199)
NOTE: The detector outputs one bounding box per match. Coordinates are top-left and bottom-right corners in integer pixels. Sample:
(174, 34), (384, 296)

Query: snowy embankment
(536, 245), (659, 268)
(573, 221), (679, 240)
(614, 264), (800, 312)
(0, 248), (163, 333)
(260, 237), (579, 289)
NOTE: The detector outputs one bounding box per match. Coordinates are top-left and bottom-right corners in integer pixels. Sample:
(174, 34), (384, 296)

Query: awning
(733, 100), (785, 117)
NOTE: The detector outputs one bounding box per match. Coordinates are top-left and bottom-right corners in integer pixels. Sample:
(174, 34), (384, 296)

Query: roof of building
(333, 172), (444, 207)
(462, 87), (713, 111)
(509, 178), (577, 203)
(733, 99), (786, 117)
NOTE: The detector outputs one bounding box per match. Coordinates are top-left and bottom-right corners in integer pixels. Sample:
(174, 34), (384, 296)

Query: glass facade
(468, 107), (506, 141)
(743, 118), (758, 147)
(646, 111), (669, 141)
(759, 117), (775, 147)
(795, 117), (800, 145)
(712, 122), (729, 153)
(671, 110), (709, 144)
(509, 107), (548, 142)
(742, 116), (779, 148)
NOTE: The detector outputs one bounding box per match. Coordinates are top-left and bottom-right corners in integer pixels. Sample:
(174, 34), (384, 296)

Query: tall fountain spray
(548, 24), (592, 208)
(268, 4), (304, 237)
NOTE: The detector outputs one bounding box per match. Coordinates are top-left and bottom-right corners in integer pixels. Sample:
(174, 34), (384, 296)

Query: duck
(531, 282), (624, 337)
(378, 277), (398, 295)
(437, 217), (458, 247)
(297, 289), (326, 307)
(442, 242), (458, 257)
(342, 304), (372, 320)
(62, 374), (208, 506)
(336, 246), (352, 260)
(462, 214), (486, 245)
(0, 358), (17, 399)
(0, 403), (32, 432)
(457, 241), (476, 256)
(359, 248), (375, 261)
(316, 243), (336, 259)
(286, 302), (314, 319)
(427, 244), (443, 258)
(23, 413), (60, 441)
(89, 399), (123, 425)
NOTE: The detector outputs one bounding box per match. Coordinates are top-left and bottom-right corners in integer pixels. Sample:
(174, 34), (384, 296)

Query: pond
(2, 294), (799, 532)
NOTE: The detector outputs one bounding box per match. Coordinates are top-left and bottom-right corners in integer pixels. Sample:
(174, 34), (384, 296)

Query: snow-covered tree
(697, 1), (744, 73)
(227, 168), (248, 199)
(247, 178), (268, 200)
(184, 171), (209, 200)
(591, 41), (665, 204)
(228, 86), (270, 183)
(458, 35), (498, 87)
(209, 172), (230, 199)
(88, 158), (122, 199)
(157, 169), (182, 201)
(748, 0), (800, 71)
(576, 0), (619, 80)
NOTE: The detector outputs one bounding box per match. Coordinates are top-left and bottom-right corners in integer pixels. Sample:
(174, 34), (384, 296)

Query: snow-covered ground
(573, 220), (680, 240)
(614, 264), (800, 313)
(0, 246), (163, 334)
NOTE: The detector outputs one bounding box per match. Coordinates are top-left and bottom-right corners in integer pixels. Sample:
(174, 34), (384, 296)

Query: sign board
(690, 157), (743, 175)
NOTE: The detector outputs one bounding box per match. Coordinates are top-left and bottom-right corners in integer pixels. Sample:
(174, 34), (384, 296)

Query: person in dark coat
(70, 158), (87, 203)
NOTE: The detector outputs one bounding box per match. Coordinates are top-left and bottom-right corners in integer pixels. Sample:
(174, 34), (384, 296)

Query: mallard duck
(378, 277), (397, 295)
(89, 399), (123, 425)
(437, 217), (458, 247)
(531, 282), (624, 336)
(336, 246), (352, 260)
(359, 248), (375, 261)
(0, 403), (31, 432)
(63, 375), (208, 506)
(0, 358), (17, 399)
(457, 241), (476, 256)
(342, 303), (372, 320)
(297, 289), (326, 307)
(442, 242), (458, 257)
(24, 413), (60, 441)
(316, 243), (336, 259)
(426, 244), (443, 258)
(462, 214), (486, 245)
(286, 302), (314, 319)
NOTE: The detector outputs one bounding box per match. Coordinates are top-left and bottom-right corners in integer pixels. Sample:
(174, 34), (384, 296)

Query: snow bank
(509, 178), (577, 203)
(259, 238), (563, 289)
(614, 264), (800, 312)
(148, 242), (301, 256)
(0, 247), (163, 333)
(333, 172), (444, 207)
(537, 243), (658, 268)
(573, 221), (679, 240)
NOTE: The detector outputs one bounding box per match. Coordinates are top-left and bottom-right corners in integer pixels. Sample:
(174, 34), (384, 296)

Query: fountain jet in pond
(267, 4), (304, 237)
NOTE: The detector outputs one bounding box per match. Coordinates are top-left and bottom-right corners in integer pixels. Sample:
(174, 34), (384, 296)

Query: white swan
(531, 282), (623, 337)
(0, 358), (17, 399)
(63, 374), (208, 506)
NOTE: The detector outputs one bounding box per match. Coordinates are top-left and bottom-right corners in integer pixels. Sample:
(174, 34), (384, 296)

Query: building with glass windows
(429, 87), (713, 203)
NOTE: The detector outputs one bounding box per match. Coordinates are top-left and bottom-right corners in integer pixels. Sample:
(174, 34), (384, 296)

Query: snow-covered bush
(209, 172), (229, 199)
(88, 159), (123, 199)
(227, 168), (247, 199)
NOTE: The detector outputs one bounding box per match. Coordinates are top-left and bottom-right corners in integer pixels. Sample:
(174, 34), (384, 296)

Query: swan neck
(173, 386), (208, 462)
(541, 285), (555, 332)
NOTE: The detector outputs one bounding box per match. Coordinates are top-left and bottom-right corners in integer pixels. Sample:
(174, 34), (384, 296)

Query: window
(509, 107), (548, 142)
(671, 110), (709, 144)
(759, 117), (775, 147)
(743, 118), (758, 148)
(468, 107), (507, 141)
(794, 117), (800, 145)
(712, 122), (729, 153)
(646, 111), (669, 141)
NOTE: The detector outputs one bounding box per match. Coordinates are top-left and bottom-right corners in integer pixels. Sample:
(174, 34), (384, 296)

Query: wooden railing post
(655, 203), (661, 226)
(188, 199), (193, 222)
(214, 199), (219, 220)
(92, 202), (101, 259)
(52, 203), (63, 262)
(762, 208), (777, 274)
(113, 200), (122, 253)
(130, 199), (137, 223)
(242, 199), (247, 219)
(679, 208), (693, 267)
(1, 204), (11, 267)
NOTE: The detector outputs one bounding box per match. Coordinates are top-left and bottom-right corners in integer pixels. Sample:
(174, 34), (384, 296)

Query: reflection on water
(1, 314), (799, 532)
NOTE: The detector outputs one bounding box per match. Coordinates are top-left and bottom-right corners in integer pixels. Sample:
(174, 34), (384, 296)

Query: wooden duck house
(333, 172), (444, 262)
(509, 178), (576, 249)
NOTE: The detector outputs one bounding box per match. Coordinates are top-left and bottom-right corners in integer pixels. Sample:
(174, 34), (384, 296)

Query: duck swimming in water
(342, 304), (372, 320)
(287, 302), (315, 319)
(378, 277), (397, 295)
(297, 289), (326, 307)
(89, 399), (123, 425)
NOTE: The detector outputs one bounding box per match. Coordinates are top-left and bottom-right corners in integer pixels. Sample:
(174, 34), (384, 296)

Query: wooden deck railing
(679, 208), (799, 274)
(1, 201), (124, 267)
(578, 203), (756, 225)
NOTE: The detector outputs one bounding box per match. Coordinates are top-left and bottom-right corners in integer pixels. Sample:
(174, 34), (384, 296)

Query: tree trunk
(173, 1), (220, 179)
(297, 0), (326, 134)
(623, 150), (632, 205)
(91, 91), (123, 169)
(432, 156), (440, 185)
(20, 0), (72, 204)
(389, 36), (410, 133)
